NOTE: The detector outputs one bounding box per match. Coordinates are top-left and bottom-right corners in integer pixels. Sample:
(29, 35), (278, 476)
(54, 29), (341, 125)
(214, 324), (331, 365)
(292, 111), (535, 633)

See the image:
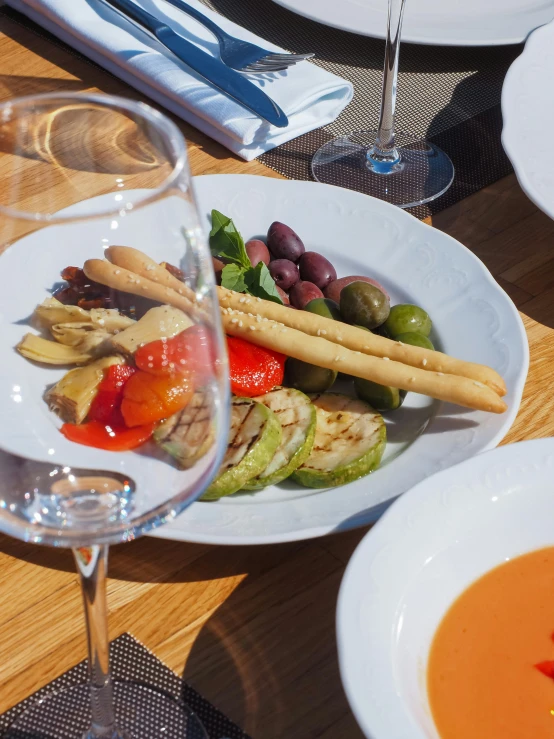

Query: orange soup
(428, 546), (554, 739)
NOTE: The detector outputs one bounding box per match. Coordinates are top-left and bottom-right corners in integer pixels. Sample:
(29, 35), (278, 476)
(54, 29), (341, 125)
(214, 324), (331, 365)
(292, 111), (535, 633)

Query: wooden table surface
(0, 11), (552, 739)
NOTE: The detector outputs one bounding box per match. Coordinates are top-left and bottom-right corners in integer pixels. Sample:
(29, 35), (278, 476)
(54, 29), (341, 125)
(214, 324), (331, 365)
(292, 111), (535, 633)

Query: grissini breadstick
(105, 246), (198, 303)
(217, 287), (507, 397)
(220, 309), (507, 414)
(82, 259), (203, 321)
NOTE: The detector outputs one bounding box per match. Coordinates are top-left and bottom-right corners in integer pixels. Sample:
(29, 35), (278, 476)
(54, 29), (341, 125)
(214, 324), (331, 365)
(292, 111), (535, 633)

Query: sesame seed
(422, 358), (428, 367)
(249, 326), (256, 331)
(336, 335), (342, 341)
(382, 356), (390, 361)
(436, 372), (444, 376)
(396, 340), (404, 345)
(231, 318), (238, 324)
(136, 278), (140, 284)
(146, 264), (155, 271)
(97, 318), (105, 326)
(321, 330), (327, 336)
(334, 356), (341, 362)
(256, 297), (261, 302)
(256, 314), (262, 323)
(473, 381), (484, 388)
(178, 289), (183, 294)
(247, 312), (254, 317)
(239, 297), (246, 303)
(238, 320), (243, 327)
(115, 269), (121, 275)
(410, 377), (416, 383)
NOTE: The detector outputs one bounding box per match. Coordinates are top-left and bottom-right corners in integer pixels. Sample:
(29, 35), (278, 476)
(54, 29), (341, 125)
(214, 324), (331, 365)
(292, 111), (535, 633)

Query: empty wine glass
(0, 92), (230, 738)
(311, 0), (454, 208)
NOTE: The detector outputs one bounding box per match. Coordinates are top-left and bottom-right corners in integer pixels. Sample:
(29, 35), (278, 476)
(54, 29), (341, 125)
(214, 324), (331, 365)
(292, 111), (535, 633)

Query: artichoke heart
(51, 322), (113, 354)
(34, 298), (93, 329)
(45, 355), (125, 424)
(89, 308), (135, 332)
(17, 334), (92, 365)
(111, 305), (194, 355)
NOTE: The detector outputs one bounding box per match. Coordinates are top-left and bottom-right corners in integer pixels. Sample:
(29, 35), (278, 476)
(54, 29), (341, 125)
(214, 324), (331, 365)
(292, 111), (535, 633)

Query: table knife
(103, 0), (289, 127)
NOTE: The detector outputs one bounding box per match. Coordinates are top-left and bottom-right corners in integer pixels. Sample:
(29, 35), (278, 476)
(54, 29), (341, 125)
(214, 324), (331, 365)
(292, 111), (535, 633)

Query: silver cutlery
(103, 0), (289, 127)
(161, 0), (314, 73)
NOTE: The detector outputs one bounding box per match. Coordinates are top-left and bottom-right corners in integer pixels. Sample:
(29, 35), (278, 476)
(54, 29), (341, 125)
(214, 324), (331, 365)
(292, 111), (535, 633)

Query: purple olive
(298, 251), (337, 290)
(289, 280), (324, 310)
(267, 222), (305, 262)
(324, 275), (390, 303)
(245, 239), (270, 267)
(268, 258), (299, 291)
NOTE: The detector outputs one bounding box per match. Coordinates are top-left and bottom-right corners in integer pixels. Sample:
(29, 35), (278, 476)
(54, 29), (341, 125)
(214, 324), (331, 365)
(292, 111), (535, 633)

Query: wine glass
(0, 92), (230, 738)
(311, 0), (455, 209)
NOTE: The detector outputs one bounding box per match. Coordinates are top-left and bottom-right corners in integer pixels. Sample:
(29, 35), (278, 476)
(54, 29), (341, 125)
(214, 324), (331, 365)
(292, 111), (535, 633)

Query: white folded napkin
(6, 0), (353, 160)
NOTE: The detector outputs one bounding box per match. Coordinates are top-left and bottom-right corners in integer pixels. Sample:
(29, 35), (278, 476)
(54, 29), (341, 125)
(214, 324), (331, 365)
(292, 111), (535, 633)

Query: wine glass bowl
(0, 92), (229, 738)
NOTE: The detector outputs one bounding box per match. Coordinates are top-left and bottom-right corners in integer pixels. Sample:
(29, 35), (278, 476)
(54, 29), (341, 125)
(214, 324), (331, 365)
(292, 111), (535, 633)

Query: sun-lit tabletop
(0, 11), (553, 738)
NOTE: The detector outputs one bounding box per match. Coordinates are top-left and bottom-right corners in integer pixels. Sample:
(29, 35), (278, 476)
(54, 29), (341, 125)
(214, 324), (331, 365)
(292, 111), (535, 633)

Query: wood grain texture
(0, 13), (550, 739)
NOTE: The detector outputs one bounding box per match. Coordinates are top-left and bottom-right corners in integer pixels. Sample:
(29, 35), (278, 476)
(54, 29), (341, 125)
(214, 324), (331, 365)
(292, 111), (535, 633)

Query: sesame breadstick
(217, 287), (506, 397)
(221, 309), (507, 414)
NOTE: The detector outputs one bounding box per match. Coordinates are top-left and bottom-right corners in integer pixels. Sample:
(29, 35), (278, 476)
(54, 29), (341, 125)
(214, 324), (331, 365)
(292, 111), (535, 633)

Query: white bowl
(336, 437), (554, 739)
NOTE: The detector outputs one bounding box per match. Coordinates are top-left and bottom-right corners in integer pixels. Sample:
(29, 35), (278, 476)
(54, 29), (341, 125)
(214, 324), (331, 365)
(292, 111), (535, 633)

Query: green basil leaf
(209, 210), (250, 269)
(244, 262), (283, 305)
(220, 263), (247, 293)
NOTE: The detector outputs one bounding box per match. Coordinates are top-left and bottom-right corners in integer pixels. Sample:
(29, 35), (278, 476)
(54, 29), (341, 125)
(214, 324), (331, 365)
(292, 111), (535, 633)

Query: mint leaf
(244, 262), (283, 305)
(220, 263), (247, 293)
(209, 210), (250, 269)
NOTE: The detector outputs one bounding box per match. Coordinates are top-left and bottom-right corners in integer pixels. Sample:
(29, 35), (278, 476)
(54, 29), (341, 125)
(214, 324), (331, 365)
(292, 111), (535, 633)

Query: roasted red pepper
(226, 336), (285, 397)
(61, 420), (155, 451)
(89, 365), (136, 426)
(535, 661), (554, 680)
(121, 369), (194, 427)
(134, 325), (215, 381)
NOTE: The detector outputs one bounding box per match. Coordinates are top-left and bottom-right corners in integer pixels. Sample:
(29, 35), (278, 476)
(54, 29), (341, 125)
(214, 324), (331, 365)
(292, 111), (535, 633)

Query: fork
(161, 0), (314, 72)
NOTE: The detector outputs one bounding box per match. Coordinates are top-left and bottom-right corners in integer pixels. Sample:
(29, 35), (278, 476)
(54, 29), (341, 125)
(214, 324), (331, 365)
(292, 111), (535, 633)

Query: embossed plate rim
(502, 17), (554, 220)
(151, 175), (528, 545)
(337, 437), (554, 738)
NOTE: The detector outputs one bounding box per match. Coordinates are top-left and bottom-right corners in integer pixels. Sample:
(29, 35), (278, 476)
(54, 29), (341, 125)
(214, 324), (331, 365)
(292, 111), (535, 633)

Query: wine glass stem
(74, 545), (124, 739)
(369, 0), (407, 169)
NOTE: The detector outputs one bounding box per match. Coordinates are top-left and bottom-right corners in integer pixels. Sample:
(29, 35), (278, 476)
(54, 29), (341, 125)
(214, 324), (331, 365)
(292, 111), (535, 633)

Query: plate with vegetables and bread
(1, 175), (527, 544)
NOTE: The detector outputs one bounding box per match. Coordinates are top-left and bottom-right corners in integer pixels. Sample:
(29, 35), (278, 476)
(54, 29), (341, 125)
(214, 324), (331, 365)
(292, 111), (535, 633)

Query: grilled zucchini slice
(243, 387), (316, 489)
(201, 397), (281, 501)
(292, 393), (386, 488)
(154, 389), (215, 469)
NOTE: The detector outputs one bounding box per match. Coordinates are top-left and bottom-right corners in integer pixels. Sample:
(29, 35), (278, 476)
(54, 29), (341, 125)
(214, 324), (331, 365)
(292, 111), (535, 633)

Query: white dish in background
(272, 0), (554, 46)
(336, 438), (554, 738)
(502, 18), (554, 220)
(0, 175), (527, 545)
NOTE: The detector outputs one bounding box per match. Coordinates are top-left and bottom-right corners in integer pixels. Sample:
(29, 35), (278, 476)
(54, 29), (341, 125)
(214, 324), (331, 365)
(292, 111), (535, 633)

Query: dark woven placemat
(0, 633), (250, 739)
(199, 0), (522, 218)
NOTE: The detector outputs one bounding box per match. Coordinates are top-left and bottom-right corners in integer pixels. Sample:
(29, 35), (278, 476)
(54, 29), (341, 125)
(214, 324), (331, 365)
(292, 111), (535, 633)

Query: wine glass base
(311, 130), (455, 209)
(5, 681), (208, 739)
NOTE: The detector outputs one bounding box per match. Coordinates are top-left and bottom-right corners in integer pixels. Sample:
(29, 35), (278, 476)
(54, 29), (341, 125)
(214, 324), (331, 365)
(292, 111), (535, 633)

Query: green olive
(354, 378), (405, 411)
(286, 358), (337, 394)
(304, 297), (341, 321)
(383, 304), (432, 338)
(340, 282), (390, 330)
(394, 331), (434, 350)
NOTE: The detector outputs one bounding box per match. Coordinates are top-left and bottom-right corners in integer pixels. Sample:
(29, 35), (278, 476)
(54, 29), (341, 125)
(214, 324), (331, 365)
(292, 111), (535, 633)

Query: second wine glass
(311, 0), (454, 208)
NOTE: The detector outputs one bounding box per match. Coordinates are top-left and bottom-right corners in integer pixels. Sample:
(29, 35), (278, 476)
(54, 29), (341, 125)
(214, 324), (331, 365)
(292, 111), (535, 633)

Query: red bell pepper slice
(89, 365), (136, 426)
(61, 420), (155, 451)
(226, 336), (285, 397)
(134, 325), (215, 381)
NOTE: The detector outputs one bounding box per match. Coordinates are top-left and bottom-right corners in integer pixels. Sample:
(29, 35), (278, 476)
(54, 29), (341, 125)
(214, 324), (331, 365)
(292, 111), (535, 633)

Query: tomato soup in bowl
(337, 439), (554, 739)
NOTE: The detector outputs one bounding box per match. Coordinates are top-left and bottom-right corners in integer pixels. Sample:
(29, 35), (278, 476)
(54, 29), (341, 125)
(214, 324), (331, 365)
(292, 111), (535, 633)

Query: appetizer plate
(271, 0), (554, 46)
(336, 437), (554, 739)
(502, 18), (554, 220)
(0, 175), (527, 545)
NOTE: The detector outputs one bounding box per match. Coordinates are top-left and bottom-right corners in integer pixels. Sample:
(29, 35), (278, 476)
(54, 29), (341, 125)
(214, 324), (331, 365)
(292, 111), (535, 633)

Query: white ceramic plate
(272, 0), (554, 46)
(336, 437), (554, 738)
(0, 175), (527, 545)
(155, 174), (526, 543)
(502, 19), (554, 220)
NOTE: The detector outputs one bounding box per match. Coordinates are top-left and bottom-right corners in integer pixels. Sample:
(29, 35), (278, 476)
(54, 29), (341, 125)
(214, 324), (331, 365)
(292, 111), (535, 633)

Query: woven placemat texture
(199, 0), (521, 217)
(0, 633), (250, 739)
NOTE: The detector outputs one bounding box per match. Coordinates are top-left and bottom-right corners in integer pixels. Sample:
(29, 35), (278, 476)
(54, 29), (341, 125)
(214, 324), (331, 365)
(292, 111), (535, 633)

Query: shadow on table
(178, 541), (366, 739)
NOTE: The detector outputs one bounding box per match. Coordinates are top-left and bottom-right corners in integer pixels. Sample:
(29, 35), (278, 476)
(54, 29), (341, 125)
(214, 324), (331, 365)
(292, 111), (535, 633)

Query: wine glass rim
(0, 91), (189, 224)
